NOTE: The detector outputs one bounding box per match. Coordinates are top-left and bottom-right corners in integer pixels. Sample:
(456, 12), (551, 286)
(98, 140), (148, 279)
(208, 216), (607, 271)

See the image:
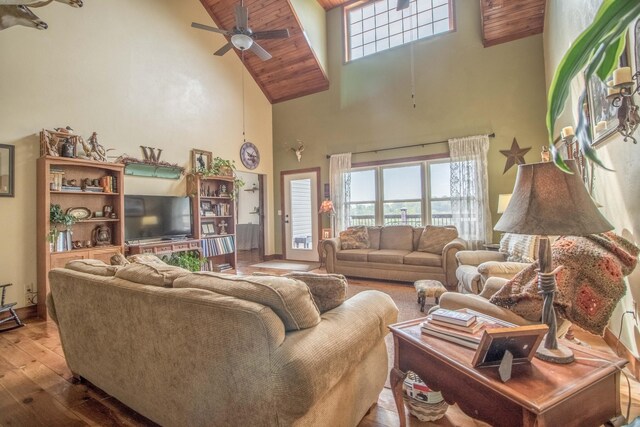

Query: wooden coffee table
(389, 318), (627, 427)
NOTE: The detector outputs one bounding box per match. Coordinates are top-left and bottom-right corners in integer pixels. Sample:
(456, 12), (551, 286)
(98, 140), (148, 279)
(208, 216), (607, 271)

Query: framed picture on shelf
(200, 200), (212, 213)
(0, 144), (15, 197)
(471, 325), (548, 368)
(586, 47), (629, 146)
(192, 149), (212, 174)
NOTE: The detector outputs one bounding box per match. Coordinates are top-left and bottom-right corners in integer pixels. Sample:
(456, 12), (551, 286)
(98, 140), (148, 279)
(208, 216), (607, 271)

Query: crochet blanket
(490, 232), (638, 335)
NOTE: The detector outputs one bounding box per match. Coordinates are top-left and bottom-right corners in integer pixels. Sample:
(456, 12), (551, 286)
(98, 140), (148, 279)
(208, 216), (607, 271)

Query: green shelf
(124, 163), (184, 179)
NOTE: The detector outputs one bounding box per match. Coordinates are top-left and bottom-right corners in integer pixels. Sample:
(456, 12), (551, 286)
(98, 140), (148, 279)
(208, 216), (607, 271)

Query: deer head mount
(0, 0), (83, 31)
(290, 140), (305, 162)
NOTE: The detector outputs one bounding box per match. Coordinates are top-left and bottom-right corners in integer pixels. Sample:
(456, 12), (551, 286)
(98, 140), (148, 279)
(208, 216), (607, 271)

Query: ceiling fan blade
(235, 4), (248, 29)
(396, 0), (410, 10)
(249, 41), (272, 61)
(214, 42), (234, 56)
(191, 22), (229, 35)
(253, 29), (290, 40)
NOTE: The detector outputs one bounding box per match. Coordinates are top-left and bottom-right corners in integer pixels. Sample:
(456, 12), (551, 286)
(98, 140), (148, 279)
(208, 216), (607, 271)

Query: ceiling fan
(191, 0), (289, 61)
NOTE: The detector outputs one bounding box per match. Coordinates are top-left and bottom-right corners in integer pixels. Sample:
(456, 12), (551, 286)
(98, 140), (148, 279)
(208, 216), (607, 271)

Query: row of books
(201, 203), (230, 217)
(49, 169), (117, 193)
(200, 236), (235, 257)
(421, 308), (516, 349)
(201, 261), (233, 272)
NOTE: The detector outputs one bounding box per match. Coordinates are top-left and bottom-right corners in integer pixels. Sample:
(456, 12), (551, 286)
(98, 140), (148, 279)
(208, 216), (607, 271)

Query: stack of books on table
(421, 308), (516, 349)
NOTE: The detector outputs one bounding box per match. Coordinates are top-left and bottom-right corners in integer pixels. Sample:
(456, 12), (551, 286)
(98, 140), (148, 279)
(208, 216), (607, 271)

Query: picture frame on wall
(192, 149), (212, 174)
(0, 144), (15, 197)
(586, 46), (629, 146)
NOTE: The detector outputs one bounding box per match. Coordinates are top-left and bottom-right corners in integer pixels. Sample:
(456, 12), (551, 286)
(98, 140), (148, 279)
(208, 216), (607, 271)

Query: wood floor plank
(0, 383), (45, 427)
(0, 355), (88, 427)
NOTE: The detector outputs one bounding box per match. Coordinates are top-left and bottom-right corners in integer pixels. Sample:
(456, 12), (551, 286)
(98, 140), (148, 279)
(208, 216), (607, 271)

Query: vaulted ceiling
(199, 0), (546, 103)
(199, 0), (329, 104)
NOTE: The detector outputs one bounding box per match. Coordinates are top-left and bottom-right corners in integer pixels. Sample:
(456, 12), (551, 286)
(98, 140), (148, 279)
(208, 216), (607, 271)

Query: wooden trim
(352, 152), (450, 168)
(16, 305), (38, 321)
(603, 328), (640, 380)
(264, 254), (283, 261)
(258, 174), (266, 260)
(279, 167), (322, 260)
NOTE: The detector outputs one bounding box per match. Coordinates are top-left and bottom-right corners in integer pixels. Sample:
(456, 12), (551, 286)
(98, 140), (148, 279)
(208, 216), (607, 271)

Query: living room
(1, 0), (639, 425)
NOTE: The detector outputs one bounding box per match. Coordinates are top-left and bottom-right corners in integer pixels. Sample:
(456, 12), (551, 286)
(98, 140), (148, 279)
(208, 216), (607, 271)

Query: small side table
(0, 284), (24, 332)
(414, 280), (446, 312)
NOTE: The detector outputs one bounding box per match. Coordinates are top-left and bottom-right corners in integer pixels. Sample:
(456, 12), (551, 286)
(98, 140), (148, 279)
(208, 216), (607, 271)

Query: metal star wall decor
(500, 138), (531, 174)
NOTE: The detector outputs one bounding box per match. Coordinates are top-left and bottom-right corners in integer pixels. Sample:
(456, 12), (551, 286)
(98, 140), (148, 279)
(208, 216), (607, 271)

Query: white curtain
(329, 153), (352, 233)
(448, 135), (492, 250)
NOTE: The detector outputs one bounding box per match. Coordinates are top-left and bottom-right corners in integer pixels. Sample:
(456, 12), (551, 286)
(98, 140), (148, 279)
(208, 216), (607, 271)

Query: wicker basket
(402, 371), (449, 422)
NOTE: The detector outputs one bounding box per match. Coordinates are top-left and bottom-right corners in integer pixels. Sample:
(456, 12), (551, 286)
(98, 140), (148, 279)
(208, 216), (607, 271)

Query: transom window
(345, 0), (455, 62)
(347, 160), (454, 227)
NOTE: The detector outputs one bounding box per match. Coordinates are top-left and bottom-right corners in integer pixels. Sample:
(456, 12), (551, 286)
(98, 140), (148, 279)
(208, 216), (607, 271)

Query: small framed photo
(322, 228), (332, 239)
(472, 324), (548, 368)
(192, 149), (212, 173)
(200, 200), (213, 212)
(0, 144), (15, 197)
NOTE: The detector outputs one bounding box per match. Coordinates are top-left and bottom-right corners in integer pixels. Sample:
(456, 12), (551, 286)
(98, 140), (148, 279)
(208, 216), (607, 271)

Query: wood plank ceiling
(199, 0), (329, 104)
(479, 0), (547, 47)
(199, 0), (546, 103)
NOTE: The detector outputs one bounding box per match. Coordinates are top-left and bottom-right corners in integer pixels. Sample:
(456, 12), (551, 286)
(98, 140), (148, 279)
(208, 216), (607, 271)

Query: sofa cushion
(412, 227), (422, 251)
(65, 259), (120, 277)
(115, 261), (190, 287)
(126, 254), (166, 264)
(403, 252), (442, 267)
(367, 249), (410, 264)
(283, 272), (348, 313)
(417, 226), (458, 254)
(499, 233), (539, 263)
(379, 226), (413, 250)
(367, 226), (382, 250)
(336, 249), (375, 262)
(339, 226), (370, 250)
(174, 272), (321, 331)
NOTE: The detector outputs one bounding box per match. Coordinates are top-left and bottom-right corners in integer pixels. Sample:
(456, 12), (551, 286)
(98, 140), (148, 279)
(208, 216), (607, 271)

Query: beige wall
(544, 0), (640, 356)
(0, 0), (274, 309)
(290, 0), (328, 74)
(273, 1), (549, 252)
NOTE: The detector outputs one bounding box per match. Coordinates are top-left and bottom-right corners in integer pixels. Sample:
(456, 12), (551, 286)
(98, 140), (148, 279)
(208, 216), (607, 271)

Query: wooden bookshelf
(37, 156), (125, 319)
(187, 174), (237, 272)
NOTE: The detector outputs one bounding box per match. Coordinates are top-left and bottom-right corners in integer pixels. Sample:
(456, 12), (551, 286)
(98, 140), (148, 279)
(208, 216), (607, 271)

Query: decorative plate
(66, 207), (91, 220)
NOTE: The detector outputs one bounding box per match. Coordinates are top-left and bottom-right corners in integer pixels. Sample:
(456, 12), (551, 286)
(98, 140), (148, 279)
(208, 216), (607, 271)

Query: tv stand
(126, 238), (201, 257)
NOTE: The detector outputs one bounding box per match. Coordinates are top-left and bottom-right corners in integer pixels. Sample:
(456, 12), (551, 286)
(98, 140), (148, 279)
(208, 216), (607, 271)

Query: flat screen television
(124, 195), (192, 241)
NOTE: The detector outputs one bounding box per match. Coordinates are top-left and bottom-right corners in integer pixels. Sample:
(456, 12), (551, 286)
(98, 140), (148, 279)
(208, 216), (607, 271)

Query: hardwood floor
(1, 267), (638, 426)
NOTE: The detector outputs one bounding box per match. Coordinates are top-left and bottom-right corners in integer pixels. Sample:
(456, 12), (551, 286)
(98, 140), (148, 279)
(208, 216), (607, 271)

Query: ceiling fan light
(231, 34), (253, 50)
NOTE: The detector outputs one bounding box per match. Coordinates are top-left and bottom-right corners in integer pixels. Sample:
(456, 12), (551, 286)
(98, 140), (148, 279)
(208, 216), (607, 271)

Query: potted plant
(196, 156), (246, 198)
(547, 0), (640, 172)
(49, 203), (77, 252)
(164, 251), (205, 272)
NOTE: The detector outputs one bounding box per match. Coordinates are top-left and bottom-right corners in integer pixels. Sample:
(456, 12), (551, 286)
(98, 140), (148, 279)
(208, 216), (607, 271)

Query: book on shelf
(421, 309), (517, 348)
(430, 308), (476, 326)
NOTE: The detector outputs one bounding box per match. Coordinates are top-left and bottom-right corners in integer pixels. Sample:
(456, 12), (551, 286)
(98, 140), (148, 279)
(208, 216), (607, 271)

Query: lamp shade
(497, 193), (512, 214)
(494, 161), (613, 236)
(319, 199), (335, 214)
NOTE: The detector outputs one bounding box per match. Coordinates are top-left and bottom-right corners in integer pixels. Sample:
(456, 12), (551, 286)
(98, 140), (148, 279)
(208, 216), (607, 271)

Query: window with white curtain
(346, 159), (458, 227)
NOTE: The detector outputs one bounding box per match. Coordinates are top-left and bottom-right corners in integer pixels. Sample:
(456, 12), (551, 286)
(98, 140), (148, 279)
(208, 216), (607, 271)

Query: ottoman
(414, 280), (447, 312)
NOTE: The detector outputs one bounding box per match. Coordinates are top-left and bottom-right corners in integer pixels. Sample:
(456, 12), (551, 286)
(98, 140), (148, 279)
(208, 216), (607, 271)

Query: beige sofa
(322, 225), (466, 287)
(47, 260), (398, 427)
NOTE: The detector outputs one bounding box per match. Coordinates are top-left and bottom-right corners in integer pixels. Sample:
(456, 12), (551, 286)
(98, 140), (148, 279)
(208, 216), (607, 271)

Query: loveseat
(322, 225), (466, 287)
(47, 259), (398, 427)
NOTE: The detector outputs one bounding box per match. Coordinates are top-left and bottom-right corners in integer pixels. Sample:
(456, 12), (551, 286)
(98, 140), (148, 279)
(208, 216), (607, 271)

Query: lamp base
(535, 338), (574, 364)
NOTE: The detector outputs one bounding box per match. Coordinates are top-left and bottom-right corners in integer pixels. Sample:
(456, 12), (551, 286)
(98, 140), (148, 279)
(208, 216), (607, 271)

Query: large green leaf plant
(547, 0), (640, 172)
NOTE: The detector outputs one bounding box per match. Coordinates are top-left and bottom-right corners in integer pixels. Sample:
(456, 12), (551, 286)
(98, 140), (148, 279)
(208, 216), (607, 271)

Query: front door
(283, 170), (319, 262)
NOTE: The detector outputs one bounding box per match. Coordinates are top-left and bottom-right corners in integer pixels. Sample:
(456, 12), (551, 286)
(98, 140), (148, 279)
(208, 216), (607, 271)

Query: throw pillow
(126, 254), (166, 264)
(283, 272), (348, 313)
(499, 233), (539, 263)
(174, 272), (321, 331)
(115, 261), (190, 287)
(340, 226), (370, 250)
(65, 259), (120, 277)
(417, 226), (458, 254)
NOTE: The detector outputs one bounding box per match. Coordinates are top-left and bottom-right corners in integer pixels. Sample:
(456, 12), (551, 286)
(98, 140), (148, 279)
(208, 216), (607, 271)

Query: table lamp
(319, 200), (336, 237)
(494, 160), (613, 363)
(496, 194), (512, 214)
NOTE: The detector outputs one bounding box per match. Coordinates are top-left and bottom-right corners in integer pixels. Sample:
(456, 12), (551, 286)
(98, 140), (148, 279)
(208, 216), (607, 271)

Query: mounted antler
(290, 140), (305, 162)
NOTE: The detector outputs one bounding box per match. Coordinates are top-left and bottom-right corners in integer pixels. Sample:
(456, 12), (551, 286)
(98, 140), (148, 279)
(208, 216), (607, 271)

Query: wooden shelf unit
(187, 174), (237, 272)
(37, 156), (125, 319)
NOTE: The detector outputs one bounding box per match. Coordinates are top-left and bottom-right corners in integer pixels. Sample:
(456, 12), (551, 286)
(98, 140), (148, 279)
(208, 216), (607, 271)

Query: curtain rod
(326, 133), (496, 159)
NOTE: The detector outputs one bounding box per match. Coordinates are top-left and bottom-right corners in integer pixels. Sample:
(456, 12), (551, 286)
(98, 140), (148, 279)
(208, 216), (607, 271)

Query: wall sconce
(608, 66), (640, 144)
